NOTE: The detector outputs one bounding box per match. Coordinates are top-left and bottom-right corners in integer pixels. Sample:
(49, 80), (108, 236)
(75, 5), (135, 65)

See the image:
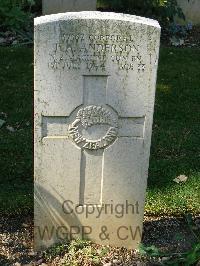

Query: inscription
(69, 105), (118, 150)
(48, 30), (146, 72)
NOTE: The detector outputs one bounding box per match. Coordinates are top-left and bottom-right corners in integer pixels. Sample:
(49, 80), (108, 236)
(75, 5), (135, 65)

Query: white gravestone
(42, 0), (96, 15)
(34, 12), (160, 250)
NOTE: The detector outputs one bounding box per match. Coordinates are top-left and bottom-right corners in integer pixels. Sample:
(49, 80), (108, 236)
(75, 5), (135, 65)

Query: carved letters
(48, 29), (146, 72)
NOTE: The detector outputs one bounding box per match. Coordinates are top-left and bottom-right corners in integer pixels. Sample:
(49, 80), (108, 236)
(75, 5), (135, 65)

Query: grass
(0, 47), (33, 215)
(0, 46), (199, 216)
(146, 47), (200, 215)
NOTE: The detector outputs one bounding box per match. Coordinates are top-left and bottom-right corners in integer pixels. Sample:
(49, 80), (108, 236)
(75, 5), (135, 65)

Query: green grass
(0, 47), (33, 215)
(146, 47), (200, 215)
(0, 46), (199, 216)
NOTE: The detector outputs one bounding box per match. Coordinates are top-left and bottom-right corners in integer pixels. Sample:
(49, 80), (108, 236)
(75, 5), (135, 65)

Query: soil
(0, 215), (199, 266)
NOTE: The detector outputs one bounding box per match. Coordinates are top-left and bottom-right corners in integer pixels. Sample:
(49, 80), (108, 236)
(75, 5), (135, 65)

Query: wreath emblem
(68, 105), (118, 150)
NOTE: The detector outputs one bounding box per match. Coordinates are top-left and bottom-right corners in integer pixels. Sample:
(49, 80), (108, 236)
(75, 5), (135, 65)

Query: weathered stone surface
(42, 0), (96, 15)
(176, 0), (200, 25)
(34, 11), (160, 250)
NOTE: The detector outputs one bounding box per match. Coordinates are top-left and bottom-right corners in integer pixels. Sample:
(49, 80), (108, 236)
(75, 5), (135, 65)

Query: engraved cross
(42, 75), (145, 206)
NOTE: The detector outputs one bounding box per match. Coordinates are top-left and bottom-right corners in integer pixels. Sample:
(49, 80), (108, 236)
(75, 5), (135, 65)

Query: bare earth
(0, 215), (199, 266)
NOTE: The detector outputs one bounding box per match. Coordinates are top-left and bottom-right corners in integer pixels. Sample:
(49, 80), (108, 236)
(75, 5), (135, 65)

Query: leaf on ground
(170, 37), (184, 47)
(6, 125), (15, 132)
(0, 119), (5, 128)
(173, 175), (188, 184)
(0, 112), (7, 118)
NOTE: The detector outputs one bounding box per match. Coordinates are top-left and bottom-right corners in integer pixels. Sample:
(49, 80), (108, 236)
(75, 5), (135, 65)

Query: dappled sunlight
(156, 83), (172, 93)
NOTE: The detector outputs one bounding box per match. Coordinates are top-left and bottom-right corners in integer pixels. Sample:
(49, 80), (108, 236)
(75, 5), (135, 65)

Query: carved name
(48, 29), (146, 72)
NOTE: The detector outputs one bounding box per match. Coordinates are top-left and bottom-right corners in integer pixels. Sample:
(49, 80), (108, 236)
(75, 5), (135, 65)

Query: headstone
(42, 0), (96, 15)
(34, 12), (160, 250)
(176, 0), (200, 25)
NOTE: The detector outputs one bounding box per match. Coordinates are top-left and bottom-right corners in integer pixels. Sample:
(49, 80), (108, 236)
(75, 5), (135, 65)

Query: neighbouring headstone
(42, 0), (96, 15)
(34, 12), (160, 250)
(176, 0), (200, 25)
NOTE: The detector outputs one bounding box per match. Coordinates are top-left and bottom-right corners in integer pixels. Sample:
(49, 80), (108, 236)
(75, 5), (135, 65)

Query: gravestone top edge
(34, 11), (160, 28)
